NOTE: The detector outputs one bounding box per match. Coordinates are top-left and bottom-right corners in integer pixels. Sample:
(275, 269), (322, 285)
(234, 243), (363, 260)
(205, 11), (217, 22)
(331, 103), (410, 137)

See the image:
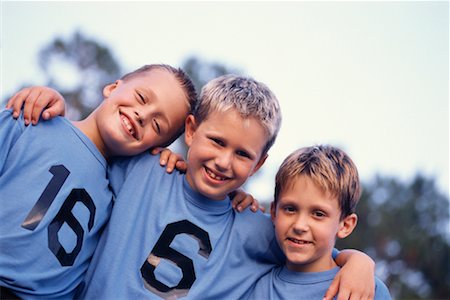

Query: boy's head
(184, 74), (282, 201)
(94, 64), (197, 157)
(271, 145), (360, 272)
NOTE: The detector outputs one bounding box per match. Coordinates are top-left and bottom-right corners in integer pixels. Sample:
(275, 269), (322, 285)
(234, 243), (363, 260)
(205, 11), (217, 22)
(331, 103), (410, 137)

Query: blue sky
(1, 1), (448, 200)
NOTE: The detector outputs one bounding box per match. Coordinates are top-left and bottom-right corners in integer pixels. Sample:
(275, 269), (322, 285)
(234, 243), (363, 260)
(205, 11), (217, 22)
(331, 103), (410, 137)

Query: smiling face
(271, 175), (357, 273)
(94, 68), (189, 157)
(184, 109), (268, 201)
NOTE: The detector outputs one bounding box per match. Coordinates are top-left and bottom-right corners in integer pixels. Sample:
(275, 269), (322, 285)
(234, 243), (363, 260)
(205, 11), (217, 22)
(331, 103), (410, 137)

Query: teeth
(289, 238), (310, 244)
(205, 168), (226, 181)
(121, 115), (136, 139)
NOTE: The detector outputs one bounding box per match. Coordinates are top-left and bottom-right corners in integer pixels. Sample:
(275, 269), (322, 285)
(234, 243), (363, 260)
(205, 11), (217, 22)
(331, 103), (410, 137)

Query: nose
(292, 214), (309, 233)
(214, 150), (233, 171)
(134, 110), (145, 127)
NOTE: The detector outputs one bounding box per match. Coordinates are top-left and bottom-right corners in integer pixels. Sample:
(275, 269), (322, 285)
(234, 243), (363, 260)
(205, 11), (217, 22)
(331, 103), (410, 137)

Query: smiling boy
(0, 64), (197, 298)
(249, 145), (391, 299)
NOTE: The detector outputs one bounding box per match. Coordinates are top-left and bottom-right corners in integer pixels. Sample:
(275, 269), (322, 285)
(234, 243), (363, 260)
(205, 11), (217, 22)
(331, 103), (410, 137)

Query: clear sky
(1, 1), (449, 201)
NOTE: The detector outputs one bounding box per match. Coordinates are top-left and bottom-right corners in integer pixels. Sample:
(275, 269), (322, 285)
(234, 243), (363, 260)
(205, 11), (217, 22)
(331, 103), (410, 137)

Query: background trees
(2, 31), (449, 299)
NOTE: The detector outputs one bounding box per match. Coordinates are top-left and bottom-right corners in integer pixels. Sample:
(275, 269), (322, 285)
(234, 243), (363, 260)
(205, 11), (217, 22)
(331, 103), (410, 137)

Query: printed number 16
(21, 165), (96, 266)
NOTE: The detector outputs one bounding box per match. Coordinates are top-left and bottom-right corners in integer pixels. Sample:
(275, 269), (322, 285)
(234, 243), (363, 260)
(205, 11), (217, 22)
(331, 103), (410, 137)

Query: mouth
(287, 238), (312, 245)
(120, 112), (139, 140)
(204, 166), (229, 182)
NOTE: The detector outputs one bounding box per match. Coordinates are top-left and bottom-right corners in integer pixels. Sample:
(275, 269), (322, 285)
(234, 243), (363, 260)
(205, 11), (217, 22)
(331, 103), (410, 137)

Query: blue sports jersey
(80, 152), (284, 299)
(248, 265), (392, 300)
(0, 109), (113, 299)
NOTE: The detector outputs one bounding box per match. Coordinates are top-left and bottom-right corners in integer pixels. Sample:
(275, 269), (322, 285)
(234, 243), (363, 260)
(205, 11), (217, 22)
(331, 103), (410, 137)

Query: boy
(249, 145), (391, 299)
(73, 75), (376, 299)
(0, 64), (197, 298)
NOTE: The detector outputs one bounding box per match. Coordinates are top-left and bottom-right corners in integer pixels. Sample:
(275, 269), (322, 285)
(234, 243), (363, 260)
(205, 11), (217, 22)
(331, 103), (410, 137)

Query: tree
(336, 174), (450, 299)
(38, 31), (122, 120)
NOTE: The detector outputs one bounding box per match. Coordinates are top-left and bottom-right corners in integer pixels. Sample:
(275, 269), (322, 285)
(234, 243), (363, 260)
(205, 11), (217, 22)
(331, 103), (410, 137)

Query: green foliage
(336, 174), (450, 299)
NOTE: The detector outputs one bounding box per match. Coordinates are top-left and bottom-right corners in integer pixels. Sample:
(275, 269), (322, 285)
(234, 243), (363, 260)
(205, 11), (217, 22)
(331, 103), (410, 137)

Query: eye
(153, 119), (161, 135)
(282, 205), (296, 214)
(313, 210), (326, 218)
(137, 92), (146, 104)
(210, 137), (224, 146)
(236, 150), (251, 159)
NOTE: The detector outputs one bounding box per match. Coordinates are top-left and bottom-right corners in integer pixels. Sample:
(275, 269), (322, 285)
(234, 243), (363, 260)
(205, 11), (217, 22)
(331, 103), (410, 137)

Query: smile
(120, 113), (138, 140)
(287, 238), (312, 245)
(204, 167), (228, 181)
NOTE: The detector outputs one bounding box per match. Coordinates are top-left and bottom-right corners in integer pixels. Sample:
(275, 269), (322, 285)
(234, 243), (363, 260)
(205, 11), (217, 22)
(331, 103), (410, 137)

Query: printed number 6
(141, 220), (212, 299)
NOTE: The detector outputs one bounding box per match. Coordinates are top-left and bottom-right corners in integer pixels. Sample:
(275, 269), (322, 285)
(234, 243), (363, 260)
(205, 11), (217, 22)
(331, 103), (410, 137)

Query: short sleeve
(107, 152), (161, 198)
(0, 109), (24, 172)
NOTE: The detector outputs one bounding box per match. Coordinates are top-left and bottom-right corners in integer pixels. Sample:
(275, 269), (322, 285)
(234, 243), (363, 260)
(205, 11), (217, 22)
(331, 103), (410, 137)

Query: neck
(72, 116), (108, 158)
(286, 254), (338, 273)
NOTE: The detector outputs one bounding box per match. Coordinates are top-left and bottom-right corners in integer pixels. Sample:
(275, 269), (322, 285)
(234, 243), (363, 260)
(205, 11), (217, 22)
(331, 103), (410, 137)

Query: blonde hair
(194, 74), (282, 155)
(274, 145), (361, 219)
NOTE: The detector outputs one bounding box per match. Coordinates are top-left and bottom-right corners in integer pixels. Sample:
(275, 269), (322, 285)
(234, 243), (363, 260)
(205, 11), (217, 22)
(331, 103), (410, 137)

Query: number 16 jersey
(0, 110), (113, 299)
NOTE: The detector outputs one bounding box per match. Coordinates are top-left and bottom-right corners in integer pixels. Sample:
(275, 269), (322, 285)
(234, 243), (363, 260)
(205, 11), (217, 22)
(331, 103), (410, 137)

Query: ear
(270, 201), (277, 222)
(103, 80), (122, 97)
(337, 213), (358, 239)
(184, 115), (197, 147)
(249, 153), (268, 176)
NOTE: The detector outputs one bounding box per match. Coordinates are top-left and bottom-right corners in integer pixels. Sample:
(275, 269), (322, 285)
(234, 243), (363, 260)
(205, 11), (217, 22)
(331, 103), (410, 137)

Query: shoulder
(374, 277), (392, 299)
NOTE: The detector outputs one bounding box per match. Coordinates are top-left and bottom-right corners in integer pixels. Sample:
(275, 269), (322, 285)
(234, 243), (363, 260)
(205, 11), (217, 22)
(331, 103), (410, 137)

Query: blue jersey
(248, 265), (392, 300)
(80, 152), (284, 299)
(0, 110), (113, 299)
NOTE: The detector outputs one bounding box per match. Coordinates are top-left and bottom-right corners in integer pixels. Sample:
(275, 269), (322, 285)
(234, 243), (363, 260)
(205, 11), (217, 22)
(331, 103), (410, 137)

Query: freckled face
(96, 69), (189, 157)
(271, 176), (344, 272)
(184, 109), (268, 201)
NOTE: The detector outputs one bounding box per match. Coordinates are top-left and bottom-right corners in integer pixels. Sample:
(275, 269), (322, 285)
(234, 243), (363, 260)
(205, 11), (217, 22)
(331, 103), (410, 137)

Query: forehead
(201, 109), (268, 153)
(279, 176), (338, 204)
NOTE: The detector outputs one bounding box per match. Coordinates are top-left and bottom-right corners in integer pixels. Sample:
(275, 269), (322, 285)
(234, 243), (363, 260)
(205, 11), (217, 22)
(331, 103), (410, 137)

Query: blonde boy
(249, 145), (391, 299)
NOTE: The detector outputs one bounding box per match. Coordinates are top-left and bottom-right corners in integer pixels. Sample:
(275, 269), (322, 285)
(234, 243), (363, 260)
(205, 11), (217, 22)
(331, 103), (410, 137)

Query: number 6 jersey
(79, 151), (284, 299)
(0, 109), (113, 299)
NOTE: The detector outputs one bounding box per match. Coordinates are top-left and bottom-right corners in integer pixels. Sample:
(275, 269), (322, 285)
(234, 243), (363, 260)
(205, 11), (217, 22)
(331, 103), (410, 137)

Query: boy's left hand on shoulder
(151, 147), (187, 173)
(230, 189), (265, 213)
(324, 250), (375, 300)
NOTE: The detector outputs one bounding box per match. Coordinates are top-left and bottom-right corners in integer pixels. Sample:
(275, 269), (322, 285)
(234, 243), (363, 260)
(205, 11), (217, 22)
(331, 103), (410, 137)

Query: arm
(5, 86), (65, 125)
(324, 249), (375, 300)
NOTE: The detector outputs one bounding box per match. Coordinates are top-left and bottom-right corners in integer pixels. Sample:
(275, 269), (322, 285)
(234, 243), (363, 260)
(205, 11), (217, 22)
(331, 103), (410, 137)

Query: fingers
(230, 190), (259, 213)
(156, 149), (186, 173)
(6, 87), (32, 120)
(151, 147), (164, 155)
(42, 100), (65, 120)
(323, 274), (340, 300)
(6, 86), (66, 125)
(165, 153), (183, 173)
(175, 161), (187, 173)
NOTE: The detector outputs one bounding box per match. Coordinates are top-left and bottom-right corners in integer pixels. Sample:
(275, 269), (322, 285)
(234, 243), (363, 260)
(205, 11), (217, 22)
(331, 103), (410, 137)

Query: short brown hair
(274, 145), (361, 219)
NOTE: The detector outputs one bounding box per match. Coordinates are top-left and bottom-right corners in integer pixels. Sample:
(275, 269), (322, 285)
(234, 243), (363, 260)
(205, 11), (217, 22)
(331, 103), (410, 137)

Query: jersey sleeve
(374, 277), (392, 299)
(0, 109), (25, 172)
(107, 152), (162, 198)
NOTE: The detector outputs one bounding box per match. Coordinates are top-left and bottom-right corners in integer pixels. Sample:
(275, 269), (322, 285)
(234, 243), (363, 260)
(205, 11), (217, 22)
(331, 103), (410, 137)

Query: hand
(230, 189), (265, 213)
(324, 250), (375, 300)
(5, 86), (65, 126)
(151, 147), (187, 173)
